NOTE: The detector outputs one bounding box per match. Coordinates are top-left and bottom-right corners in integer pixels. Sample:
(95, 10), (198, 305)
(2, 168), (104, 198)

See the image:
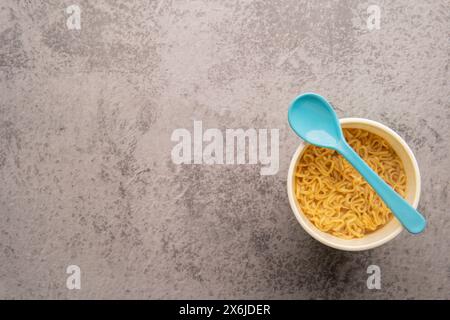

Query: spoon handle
(337, 141), (426, 234)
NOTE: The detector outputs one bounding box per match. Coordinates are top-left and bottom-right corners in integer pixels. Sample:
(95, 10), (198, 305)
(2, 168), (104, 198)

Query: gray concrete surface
(0, 0), (449, 299)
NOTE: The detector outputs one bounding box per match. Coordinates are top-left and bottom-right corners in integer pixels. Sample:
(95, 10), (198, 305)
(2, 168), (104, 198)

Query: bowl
(287, 118), (421, 251)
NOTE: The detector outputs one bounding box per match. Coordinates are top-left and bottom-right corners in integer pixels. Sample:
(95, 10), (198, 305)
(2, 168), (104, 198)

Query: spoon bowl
(288, 93), (426, 234)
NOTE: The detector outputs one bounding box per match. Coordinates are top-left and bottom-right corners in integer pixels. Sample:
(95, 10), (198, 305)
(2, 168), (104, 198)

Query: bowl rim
(287, 117), (421, 251)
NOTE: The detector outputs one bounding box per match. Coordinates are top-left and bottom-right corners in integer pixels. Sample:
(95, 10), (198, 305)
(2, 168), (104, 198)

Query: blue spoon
(288, 92), (426, 234)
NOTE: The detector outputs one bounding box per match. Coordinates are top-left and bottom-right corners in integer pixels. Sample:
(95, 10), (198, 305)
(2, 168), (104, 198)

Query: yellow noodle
(295, 128), (407, 239)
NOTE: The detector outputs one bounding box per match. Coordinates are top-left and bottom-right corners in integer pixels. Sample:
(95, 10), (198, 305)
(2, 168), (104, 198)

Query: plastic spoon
(288, 92), (426, 234)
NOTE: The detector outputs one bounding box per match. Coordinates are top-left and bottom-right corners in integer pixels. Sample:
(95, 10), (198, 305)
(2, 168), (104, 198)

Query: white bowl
(287, 118), (421, 251)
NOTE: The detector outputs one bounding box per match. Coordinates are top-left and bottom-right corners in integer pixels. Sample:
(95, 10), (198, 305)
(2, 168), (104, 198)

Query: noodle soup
(294, 128), (407, 239)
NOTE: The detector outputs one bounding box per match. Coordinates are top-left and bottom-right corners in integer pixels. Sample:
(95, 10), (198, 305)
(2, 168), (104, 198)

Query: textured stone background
(0, 0), (449, 299)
